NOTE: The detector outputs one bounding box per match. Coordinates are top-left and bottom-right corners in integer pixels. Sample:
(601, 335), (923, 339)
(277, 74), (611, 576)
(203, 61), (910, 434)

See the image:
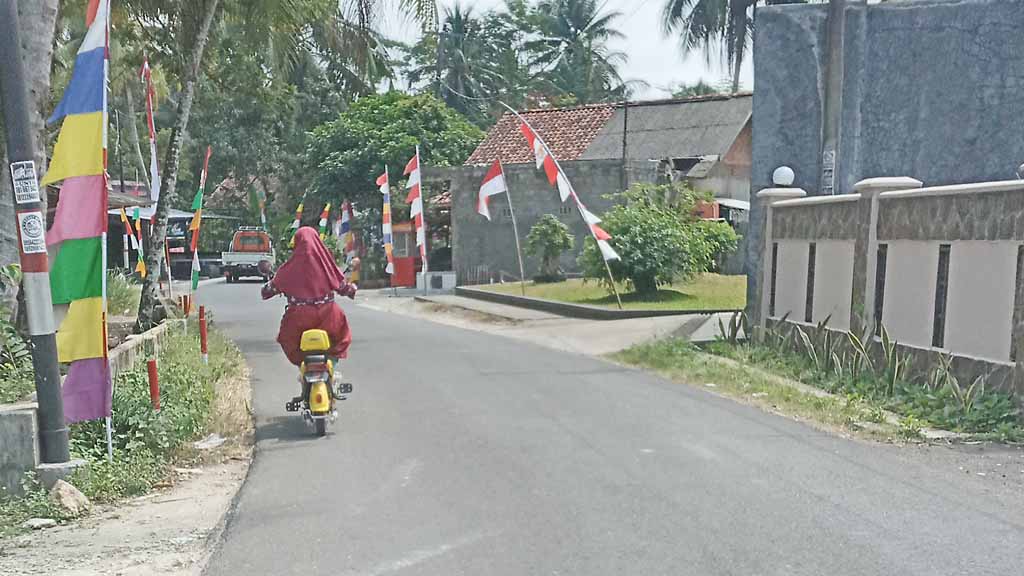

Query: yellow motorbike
(285, 329), (352, 436)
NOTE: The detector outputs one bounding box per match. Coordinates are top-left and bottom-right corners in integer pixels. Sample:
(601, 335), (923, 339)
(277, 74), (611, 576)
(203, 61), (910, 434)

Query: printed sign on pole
(17, 211), (47, 254)
(10, 161), (41, 204)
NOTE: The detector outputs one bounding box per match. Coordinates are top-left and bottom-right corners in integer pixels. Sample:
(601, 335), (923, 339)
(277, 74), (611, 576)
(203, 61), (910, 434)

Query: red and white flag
(404, 148), (428, 272)
(578, 201), (619, 261)
(511, 107), (621, 262)
(519, 123), (559, 187)
(477, 160), (508, 220)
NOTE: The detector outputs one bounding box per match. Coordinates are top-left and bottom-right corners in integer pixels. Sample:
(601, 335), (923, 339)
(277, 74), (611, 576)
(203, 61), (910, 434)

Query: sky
(385, 0), (754, 101)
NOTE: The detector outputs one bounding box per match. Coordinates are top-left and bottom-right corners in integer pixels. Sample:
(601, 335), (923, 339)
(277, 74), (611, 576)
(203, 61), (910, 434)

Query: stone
(22, 518), (57, 530)
(48, 479), (91, 517)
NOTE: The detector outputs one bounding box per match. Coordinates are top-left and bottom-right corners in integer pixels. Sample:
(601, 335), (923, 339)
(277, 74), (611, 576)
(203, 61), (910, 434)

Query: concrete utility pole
(820, 0), (863, 196)
(0, 0), (71, 463)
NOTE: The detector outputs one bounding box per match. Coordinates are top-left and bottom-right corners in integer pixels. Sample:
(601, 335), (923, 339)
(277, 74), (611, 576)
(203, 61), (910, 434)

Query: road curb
(455, 286), (741, 321)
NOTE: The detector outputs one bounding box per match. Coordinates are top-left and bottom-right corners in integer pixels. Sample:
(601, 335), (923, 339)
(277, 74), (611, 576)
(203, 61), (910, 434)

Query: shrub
(699, 220), (740, 272)
(525, 215), (573, 282)
(579, 183), (723, 294)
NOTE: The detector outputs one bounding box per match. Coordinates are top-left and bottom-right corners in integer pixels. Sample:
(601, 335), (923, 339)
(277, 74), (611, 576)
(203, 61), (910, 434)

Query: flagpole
(499, 101), (622, 309)
(499, 162), (528, 296)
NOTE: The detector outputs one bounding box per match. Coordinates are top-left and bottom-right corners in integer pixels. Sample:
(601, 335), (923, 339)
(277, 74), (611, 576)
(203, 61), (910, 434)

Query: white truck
(221, 227), (275, 283)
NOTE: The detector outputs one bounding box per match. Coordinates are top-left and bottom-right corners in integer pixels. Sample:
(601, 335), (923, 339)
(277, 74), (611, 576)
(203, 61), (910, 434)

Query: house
(426, 94), (753, 284)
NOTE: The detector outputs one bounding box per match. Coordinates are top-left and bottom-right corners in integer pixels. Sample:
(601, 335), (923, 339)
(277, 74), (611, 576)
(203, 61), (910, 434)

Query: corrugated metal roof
(580, 94), (752, 161)
(464, 103), (616, 166)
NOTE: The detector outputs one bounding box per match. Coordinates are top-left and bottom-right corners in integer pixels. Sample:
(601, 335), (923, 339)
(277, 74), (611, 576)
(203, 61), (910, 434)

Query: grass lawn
(475, 274), (746, 311)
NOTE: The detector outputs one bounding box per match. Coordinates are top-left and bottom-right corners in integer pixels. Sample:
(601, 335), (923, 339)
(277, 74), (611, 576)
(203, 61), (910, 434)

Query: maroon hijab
(273, 227), (345, 299)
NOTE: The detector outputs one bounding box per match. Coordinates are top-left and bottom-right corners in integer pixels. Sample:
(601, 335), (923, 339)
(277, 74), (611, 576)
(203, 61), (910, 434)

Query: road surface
(201, 282), (1024, 576)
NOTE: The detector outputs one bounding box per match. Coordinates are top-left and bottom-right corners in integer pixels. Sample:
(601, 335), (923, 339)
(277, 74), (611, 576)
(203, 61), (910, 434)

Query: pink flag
(478, 160), (508, 220)
(47, 175), (107, 246)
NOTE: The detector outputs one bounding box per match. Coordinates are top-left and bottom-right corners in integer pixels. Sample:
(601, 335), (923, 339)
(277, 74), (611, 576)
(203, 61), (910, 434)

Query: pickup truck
(222, 227), (275, 283)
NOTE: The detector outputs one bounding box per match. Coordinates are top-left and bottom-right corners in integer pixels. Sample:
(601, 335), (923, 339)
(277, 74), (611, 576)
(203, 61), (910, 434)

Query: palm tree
(134, 0), (438, 326)
(407, 4), (503, 123)
(531, 0), (631, 104)
(662, 0), (811, 94)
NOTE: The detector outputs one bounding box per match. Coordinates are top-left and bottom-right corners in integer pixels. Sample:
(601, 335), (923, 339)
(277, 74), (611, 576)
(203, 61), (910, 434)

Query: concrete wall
(0, 404), (38, 496)
(431, 160), (658, 284)
(747, 0), (1024, 324)
(758, 178), (1024, 402)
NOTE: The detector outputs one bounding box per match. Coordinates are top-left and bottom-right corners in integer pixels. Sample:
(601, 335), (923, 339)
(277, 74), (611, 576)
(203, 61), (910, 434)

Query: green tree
(407, 4), (499, 125)
(670, 79), (724, 99)
(662, 0), (811, 93)
(306, 92), (483, 212)
(525, 214), (573, 282)
(530, 0), (632, 104)
(578, 183), (732, 295)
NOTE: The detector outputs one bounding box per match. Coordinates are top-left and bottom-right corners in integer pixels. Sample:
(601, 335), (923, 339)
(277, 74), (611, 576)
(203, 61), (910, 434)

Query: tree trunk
(124, 82), (151, 191)
(135, 0), (220, 332)
(0, 0), (59, 267)
(633, 274), (658, 296)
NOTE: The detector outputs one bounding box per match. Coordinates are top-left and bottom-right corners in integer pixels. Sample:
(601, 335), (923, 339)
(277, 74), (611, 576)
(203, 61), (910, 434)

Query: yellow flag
(41, 112), (105, 185)
(56, 297), (106, 363)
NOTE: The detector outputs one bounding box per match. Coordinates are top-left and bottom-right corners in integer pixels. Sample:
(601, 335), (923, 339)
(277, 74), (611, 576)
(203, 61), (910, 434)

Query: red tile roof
(465, 103), (616, 166)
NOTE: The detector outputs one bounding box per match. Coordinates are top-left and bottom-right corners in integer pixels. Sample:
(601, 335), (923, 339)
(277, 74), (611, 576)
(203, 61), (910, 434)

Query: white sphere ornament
(773, 166), (795, 187)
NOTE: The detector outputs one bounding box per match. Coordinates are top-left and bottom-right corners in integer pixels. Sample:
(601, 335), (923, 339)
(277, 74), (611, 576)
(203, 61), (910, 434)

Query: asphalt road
(201, 282), (1024, 576)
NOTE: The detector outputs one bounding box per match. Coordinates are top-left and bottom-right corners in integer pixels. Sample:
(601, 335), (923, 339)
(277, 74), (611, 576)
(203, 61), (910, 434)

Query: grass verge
(1, 321), (248, 539)
(476, 274), (746, 311)
(613, 339), (902, 439)
(614, 336), (1024, 443)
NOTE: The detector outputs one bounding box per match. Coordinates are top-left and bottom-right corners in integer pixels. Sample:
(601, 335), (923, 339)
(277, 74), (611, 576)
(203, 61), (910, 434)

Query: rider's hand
(341, 283), (357, 300)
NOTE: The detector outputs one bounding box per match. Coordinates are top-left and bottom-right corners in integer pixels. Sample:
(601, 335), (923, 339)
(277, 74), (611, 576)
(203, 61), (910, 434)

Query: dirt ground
(0, 370), (254, 576)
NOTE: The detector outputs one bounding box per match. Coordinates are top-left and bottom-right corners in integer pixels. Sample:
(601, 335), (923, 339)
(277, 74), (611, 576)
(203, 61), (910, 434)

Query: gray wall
(430, 160), (658, 284)
(747, 0), (1024, 320)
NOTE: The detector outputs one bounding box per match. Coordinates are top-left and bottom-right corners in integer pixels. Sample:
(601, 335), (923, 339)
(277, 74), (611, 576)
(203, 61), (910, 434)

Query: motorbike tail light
(315, 392), (324, 404)
(304, 371), (329, 383)
(306, 362), (329, 373)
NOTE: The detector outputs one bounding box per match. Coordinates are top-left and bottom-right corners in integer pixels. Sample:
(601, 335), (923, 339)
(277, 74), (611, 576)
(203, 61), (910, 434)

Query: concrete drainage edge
(455, 286), (741, 320)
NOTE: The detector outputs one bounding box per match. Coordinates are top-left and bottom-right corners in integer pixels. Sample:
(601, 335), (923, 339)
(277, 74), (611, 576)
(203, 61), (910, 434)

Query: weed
(898, 415), (925, 440)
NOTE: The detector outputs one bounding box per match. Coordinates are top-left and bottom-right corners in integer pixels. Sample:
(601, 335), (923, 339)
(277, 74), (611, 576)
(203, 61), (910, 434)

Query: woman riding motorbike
(261, 227), (356, 366)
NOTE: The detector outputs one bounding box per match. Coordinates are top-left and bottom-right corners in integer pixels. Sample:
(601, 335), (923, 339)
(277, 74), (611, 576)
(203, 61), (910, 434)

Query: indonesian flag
(477, 160), (508, 221)
(578, 201), (619, 261)
(519, 123), (559, 187)
(140, 57), (160, 203)
(404, 149), (428, 272)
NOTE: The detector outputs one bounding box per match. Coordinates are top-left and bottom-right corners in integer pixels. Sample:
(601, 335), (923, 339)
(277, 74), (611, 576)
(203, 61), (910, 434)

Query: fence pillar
(851, 177), (922, 337)
(754, 187), (807, 330)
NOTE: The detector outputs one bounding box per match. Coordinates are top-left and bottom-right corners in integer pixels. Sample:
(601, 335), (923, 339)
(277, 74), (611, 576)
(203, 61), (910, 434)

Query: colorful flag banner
(190, 146), (212, 235)
(318, 203), (332, 239)
(404, 148), (428, 273)
(45, 0), (113, 425)
(133, 208), (147, 278)
(140, 57), (160, 202)
(191, 250), (201, 291)
(377, 171), (395, 275)
(289, 201), (304, 248)
(119, 208), (138, 250)
(340, 201), (356, 261)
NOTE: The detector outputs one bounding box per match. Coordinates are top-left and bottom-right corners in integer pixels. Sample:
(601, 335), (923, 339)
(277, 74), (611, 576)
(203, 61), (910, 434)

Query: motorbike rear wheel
(315, 418), (327, 437)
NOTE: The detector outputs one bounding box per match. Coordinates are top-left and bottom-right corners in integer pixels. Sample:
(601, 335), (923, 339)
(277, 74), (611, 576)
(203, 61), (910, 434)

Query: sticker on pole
(9, 161), (40, 204)
(17, 211), (47, 254)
